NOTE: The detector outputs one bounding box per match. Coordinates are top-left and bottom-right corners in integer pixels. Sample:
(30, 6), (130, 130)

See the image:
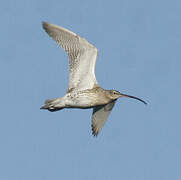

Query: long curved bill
(119, 93), (147, 105)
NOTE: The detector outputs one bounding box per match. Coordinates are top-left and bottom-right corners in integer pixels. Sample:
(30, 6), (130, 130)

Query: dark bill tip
(120, 93), (147, 105)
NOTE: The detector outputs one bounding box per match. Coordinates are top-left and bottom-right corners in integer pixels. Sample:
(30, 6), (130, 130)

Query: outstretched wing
(91, 101), (116, 136)
(42, 22), (98, 92)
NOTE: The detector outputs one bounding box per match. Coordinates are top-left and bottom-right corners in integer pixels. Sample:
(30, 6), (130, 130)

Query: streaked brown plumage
(41, 22), (147, 136)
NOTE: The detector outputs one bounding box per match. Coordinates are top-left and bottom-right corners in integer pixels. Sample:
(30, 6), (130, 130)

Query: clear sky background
(0, 0), (181, 179)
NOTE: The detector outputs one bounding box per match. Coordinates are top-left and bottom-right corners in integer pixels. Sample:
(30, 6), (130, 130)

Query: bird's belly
(65, 92), (108, 109)
(66, 97), (96, 108)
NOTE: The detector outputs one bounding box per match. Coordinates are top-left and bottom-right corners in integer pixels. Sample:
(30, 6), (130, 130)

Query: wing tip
(42, 21), (49, 30)
(41, 21), (77, 37)
(91, 124), (99, 137)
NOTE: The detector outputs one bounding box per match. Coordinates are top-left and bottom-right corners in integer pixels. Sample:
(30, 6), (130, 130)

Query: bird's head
(107, 90), (147, 105)
(107, 90), (122, 100)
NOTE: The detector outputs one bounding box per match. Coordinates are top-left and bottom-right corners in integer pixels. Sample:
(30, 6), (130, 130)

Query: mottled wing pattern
(42, 22), (98, 92)
(91, 101), (116, 136)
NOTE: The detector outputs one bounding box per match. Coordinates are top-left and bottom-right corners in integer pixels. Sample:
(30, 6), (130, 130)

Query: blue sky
(0, 0), (181, 179)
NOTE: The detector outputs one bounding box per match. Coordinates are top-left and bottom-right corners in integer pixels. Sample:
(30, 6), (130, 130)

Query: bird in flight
(41, 22), (147, 136)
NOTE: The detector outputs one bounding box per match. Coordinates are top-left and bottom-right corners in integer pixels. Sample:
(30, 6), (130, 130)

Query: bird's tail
(40, 98), (64, 112)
